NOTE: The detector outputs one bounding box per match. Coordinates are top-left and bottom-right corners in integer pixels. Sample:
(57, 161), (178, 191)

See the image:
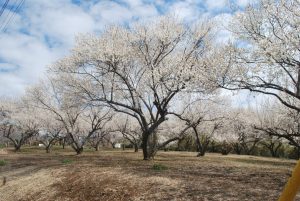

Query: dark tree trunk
(242, 140), (259, 155)
(197, 151), (205, 157)
(233, 143), (242, 155)
(221, 141), (232, 155)
(62, 138), (66, 149)
(75, 147), (83, 155)
(95, 144), (99, 151)
(134, 144), (138, 152)
(142, 133), (150, 160)
(14, 144), (21, 152)
(177, 138), (184, 151)
(71, 143), (83, 155)
(210, 141), (217, 153)
(8, 138), (22, 152)
(272, 143), (282, 158)
(45, 139), (56, 153)
(266, 143), (280, 157)
(141, 120), (163, 160)
(46, 146), (51, 153)
(193, 127), (206, 157)
(270, 149), (277, 157)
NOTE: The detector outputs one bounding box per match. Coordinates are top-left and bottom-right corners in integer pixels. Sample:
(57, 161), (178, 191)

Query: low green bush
(152, 163), (168, 171)
(61, 159), (73, 164)
(0, 160), (6, 166)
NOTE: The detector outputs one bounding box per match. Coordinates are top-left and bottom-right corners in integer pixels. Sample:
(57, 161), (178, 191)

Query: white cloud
(0, 73), (27, 97)
(90, 1), (133, 25)
(0, 32), (59, 97)
(24, 0), (95, 47)
(0, 0), (95, 97)
(213, 13), (234, 43)
(169, 1), (198, 21)
(205, 0), (227, 10)
(0, 0), (241, 98)
(0, 0), (162, 98)
(166, 0), (208, 23)
(90, 0), (158, 27)
(236, 0), (250, 7)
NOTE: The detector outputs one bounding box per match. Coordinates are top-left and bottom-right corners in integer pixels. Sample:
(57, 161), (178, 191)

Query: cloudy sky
(0, 0), (251, 101)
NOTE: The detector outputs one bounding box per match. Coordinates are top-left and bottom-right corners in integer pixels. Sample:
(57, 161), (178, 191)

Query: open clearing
(0, 148), (298, 201)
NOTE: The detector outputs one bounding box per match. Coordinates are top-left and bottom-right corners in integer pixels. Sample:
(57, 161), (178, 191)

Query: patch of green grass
(0, 160), (6, 166)
(84, 148), (95, 153)
(152, 163), (168, 171)
(61, 159), (73, 164)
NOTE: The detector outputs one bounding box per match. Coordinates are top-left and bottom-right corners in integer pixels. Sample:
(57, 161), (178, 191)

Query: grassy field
(0, 147), (298, 201)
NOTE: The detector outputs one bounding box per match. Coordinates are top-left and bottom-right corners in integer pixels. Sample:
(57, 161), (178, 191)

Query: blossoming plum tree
(49, 16), (220, 160)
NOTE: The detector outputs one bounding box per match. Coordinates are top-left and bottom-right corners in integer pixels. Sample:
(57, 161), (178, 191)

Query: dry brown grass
(0, 147), (298, 201)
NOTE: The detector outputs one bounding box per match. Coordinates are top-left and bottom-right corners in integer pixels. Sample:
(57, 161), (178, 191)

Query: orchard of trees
(1, 0), (300, 160)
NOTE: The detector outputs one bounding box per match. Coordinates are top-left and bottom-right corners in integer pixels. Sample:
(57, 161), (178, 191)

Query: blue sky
(0, 0), (251, 99)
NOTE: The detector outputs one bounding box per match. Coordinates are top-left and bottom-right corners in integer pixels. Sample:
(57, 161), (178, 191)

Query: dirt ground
(0, 147), (298, 201)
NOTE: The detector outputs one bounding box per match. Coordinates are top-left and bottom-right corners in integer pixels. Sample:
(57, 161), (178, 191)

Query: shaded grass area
(152, 163), (168, 171)
(0, 147), (298, 201)
(228, 156), (296, 167)
(0, 159), (6, 166)
(61, 158), (73, 164)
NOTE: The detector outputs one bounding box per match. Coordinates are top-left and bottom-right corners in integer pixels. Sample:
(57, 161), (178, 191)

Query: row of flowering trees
(1, 94), (299, 158)
(1, 0), (300, 160)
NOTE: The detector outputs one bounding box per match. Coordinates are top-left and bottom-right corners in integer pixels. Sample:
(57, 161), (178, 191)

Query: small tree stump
(2, 176), (6, 186)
